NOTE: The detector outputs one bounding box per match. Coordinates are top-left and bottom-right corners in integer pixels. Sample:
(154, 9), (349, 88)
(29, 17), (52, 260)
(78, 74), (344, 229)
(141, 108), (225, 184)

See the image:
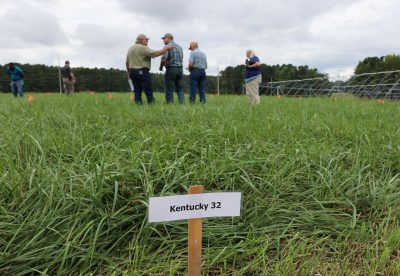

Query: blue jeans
(129, 69), (154, 105)
(11, 80), (24, 97)
(165, 67), (184, 104)
(189, 69), (206, 103)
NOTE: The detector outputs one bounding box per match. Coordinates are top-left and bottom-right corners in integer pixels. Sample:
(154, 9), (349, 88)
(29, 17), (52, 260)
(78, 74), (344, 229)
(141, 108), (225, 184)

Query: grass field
(0, 93), (399, 275)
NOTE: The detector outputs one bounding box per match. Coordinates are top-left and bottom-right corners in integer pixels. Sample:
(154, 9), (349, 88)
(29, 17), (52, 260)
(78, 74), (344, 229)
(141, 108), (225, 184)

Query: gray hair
(246, 49), (255, 58)
(136, 34), (148, 44)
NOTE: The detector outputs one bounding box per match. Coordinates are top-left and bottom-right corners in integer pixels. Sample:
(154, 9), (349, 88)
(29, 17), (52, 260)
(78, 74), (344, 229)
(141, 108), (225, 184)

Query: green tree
(383, 54), (400, 71)
(353, 54), (400, 75)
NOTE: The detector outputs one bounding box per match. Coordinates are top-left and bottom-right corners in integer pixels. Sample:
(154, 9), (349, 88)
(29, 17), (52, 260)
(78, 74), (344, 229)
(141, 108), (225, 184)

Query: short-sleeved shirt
(7, 66), (24, 81)
(126, 44), (157, 69)
(162, 41), (183, 68)
(61, 65), (72, 78)
(245, 56), (261, 79)
(189, 49), (207, 69)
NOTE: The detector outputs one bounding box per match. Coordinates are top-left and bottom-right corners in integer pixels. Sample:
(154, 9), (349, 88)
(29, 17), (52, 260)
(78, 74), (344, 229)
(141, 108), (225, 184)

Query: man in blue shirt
(244, 50), (262, 104)
(7, 63), (24, 97)
(159, 33), (184, 104)
(188, 42), (207, 104)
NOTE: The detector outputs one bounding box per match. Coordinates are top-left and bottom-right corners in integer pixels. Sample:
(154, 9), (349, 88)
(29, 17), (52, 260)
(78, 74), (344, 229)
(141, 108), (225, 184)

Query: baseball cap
(162, 33), (174, 39)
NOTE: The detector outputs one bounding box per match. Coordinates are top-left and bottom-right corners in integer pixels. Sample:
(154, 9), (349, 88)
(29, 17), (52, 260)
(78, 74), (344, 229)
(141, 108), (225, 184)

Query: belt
(166, 66), (182, 69)
(130, 68), (149, 71)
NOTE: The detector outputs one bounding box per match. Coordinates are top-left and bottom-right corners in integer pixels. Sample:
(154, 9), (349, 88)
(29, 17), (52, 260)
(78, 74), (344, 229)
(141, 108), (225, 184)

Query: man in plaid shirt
(159, 33), (184, 104)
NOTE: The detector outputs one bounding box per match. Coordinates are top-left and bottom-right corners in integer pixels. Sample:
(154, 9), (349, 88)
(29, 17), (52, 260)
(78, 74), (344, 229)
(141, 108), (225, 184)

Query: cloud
(0, 0), (399, 77)
(303, 0), (400, 72)
(114, 0), (378, 74)
(0, 1), (68, 48)
(117, 0), (191, 22)
(73, 24), (127, 48)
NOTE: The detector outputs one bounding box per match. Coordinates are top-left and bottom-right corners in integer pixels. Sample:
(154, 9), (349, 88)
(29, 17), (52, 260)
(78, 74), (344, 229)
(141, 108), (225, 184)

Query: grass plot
(0, 93), (399, 275)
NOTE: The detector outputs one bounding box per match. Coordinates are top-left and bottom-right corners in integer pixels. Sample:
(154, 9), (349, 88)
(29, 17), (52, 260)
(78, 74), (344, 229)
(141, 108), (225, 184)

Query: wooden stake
(188, 185), (204, 276)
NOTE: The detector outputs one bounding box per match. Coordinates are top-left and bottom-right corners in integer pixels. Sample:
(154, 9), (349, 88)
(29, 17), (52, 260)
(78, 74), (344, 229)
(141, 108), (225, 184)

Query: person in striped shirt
(159, 33), (184, 104)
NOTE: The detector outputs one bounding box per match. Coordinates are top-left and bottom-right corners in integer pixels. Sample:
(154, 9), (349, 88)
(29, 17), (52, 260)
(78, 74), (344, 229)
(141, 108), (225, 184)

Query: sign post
(188, 185), (204, 276)
(148, 188), (241, 275)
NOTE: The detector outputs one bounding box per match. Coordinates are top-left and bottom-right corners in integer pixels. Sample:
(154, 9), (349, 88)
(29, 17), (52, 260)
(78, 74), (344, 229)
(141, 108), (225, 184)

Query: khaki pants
(63, 78), (75, 95)
(245, 75), (262, 104)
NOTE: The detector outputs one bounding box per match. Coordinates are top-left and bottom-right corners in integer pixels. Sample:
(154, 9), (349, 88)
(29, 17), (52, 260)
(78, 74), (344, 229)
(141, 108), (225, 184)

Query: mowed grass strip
(0, 93), (399, 275)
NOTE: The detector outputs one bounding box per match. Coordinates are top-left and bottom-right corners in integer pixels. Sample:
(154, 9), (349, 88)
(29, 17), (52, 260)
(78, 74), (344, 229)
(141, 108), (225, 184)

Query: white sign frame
(148, 192), (242, 223)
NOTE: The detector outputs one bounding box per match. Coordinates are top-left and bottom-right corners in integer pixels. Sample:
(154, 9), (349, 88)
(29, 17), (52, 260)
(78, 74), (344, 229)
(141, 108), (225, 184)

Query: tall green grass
(0, 93), (399, 275)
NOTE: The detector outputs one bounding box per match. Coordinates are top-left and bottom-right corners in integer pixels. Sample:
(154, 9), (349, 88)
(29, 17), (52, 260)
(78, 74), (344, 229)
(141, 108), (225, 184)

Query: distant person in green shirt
(126, 34), (174, 105)
(7, 63), (24, 97)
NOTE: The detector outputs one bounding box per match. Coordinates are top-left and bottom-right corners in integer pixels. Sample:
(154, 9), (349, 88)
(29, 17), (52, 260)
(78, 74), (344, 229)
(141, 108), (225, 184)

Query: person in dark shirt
(244, 50), (262, 104)
(61, 60), (75, 95)
(7, 63), (24, 97)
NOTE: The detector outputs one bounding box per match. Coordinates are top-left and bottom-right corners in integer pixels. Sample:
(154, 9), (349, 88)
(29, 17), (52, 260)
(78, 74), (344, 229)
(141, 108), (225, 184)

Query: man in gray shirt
(188, 41), (207, 103)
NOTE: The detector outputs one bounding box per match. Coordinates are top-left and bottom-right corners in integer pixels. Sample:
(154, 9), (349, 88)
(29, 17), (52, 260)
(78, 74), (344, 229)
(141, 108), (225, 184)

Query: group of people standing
(126, 32), (262, 105)
(126, 33), (208, 105)
(6, 33), (262, 104)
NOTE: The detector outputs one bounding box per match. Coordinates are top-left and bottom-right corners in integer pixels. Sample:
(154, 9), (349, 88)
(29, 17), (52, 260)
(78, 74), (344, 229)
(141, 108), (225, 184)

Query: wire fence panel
(261, 70), (400, 99)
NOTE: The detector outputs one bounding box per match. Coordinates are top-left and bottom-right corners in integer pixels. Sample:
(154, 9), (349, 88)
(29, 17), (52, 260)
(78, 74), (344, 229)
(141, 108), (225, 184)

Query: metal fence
(261, 70), (400, 99)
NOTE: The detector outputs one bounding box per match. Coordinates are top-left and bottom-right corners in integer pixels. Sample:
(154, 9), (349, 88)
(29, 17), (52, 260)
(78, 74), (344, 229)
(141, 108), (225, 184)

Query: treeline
(2, 55), (399, 94)
(1, 63), (324, 94)
(354, 54), (400, 74)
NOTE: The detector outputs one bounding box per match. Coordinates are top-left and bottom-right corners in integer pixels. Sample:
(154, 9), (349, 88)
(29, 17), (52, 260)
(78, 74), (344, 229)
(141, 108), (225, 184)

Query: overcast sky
(0, 0), (399, 79)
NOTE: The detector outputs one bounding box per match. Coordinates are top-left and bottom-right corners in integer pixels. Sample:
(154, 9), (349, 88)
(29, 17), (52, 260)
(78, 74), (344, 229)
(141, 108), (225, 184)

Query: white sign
(148, 192), (242, 223)
(128, 79), (134, 92)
